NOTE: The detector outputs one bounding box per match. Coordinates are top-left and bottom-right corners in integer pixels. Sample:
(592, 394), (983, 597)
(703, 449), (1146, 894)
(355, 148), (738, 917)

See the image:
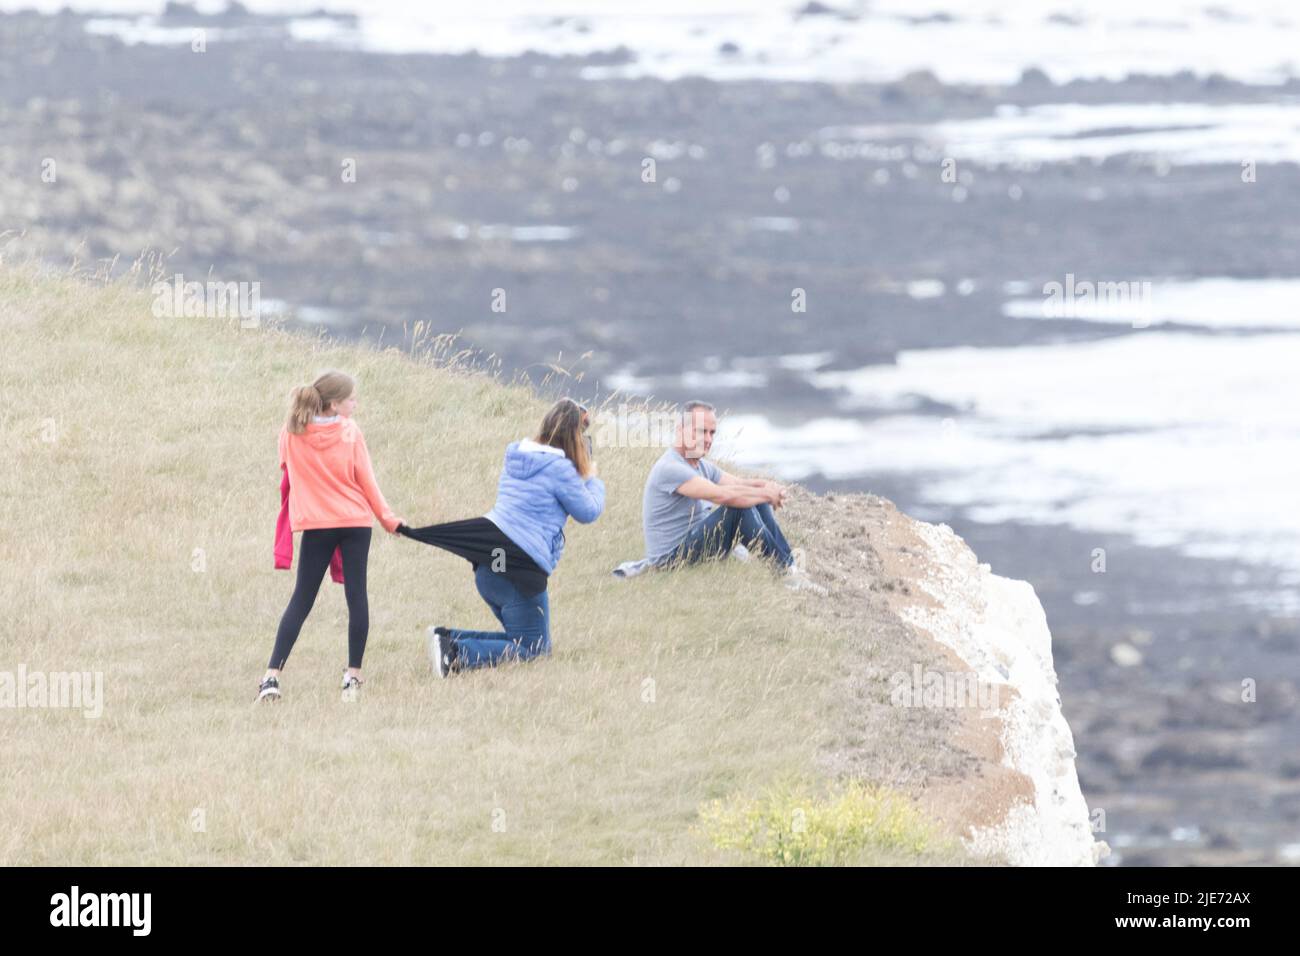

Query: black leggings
(268, 527), (372, 670)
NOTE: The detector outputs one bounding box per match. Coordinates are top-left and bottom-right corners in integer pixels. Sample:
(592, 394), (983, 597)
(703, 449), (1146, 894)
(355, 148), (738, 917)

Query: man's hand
(716, 472), (788, 508)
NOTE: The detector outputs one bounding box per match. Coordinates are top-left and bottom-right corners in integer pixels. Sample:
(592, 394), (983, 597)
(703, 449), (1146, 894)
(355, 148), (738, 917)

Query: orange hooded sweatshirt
(278, 418), (399, 533)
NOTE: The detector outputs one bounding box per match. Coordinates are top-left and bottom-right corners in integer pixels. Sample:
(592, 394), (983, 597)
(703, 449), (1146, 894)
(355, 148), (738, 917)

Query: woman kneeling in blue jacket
(398, 398), (605, 676)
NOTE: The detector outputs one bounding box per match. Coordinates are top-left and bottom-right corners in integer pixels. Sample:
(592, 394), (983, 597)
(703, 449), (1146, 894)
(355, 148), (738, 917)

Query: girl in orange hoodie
(257, 370), (403, 703)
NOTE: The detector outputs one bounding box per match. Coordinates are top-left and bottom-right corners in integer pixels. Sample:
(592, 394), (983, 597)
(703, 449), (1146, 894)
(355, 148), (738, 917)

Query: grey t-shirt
(643, 448), (723, 564)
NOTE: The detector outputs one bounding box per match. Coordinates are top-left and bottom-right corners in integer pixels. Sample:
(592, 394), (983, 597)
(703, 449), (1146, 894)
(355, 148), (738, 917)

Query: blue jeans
(449, 564), (551, 670)
(671, 502), (794, 568)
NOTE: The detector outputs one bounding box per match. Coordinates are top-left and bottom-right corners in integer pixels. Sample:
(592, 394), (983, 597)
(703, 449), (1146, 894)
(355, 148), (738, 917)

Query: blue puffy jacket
(484, 439), (605, 574)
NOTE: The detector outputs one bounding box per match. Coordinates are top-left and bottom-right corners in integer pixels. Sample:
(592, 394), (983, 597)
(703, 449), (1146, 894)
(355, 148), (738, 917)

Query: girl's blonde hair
(285, 370), (356, 434)
(535, 398), (592, 478)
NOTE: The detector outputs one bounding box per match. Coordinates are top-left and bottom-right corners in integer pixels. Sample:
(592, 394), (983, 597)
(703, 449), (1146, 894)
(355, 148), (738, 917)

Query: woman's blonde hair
(285, 370), (356, 434)
(535, 398), (592, 478)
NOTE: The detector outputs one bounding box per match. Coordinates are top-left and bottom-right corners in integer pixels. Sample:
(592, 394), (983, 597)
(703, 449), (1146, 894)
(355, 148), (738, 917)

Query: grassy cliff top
(0, 261), (989, 865)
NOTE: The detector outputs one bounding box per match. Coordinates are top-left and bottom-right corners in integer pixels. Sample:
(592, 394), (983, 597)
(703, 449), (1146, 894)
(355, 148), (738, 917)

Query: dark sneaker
(427, 626), (458, 678)
(340, 671), (363, 703)
(256, 676), (281, 702)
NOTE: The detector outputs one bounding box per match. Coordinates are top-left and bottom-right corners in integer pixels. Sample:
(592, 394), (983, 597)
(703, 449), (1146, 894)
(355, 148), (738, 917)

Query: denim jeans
(449, 564), (551, 670)
(671, 502), (794, 568)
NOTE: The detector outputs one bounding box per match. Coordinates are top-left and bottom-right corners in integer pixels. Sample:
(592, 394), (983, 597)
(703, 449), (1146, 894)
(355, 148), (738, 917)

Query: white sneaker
(427, 626), (457, 678)
(784, 565), (828, 595)
(730, 544), (753, 562)
(340, 671), (363, 702)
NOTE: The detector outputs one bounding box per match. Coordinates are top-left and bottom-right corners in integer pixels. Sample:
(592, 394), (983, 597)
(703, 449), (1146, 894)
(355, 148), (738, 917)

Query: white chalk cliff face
(898, 519), (1109, 867)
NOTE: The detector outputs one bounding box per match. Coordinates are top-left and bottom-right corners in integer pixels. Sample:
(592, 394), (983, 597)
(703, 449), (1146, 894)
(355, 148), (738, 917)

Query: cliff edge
(788, 490), (1109, 866)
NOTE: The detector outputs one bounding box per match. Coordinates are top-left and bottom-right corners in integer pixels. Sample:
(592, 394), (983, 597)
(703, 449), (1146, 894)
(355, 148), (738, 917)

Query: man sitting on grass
(637, 400), (824, 592)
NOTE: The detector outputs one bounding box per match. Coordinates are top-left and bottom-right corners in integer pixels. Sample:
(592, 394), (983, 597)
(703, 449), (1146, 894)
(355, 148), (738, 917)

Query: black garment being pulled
(398, 517), (548, 597)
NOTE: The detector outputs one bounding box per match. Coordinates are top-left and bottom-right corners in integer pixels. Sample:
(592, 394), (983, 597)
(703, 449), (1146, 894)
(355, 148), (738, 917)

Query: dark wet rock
(885, 69), (945, 102)
(1140, 739), (1250, 772)
(1017, 66), (1053, 88)
(1162, 681), (1264, 730)
(161, 1), (200, 19)
(900, 13), (956, 26)
(1206, 829), (1238, 850)
(795, 2), (842, 18)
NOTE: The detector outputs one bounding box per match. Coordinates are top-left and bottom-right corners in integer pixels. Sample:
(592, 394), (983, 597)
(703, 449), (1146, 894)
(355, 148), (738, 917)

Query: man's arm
(715, 469), (787, 506)
(717, 469), (772, 489)
(676, 475), (777, 509)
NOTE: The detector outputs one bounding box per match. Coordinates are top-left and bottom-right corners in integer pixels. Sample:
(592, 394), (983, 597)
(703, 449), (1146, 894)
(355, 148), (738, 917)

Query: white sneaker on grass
(784, 565), (828, 595)
(340, 671), (363, 703)
(427, 626), (458, 678)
